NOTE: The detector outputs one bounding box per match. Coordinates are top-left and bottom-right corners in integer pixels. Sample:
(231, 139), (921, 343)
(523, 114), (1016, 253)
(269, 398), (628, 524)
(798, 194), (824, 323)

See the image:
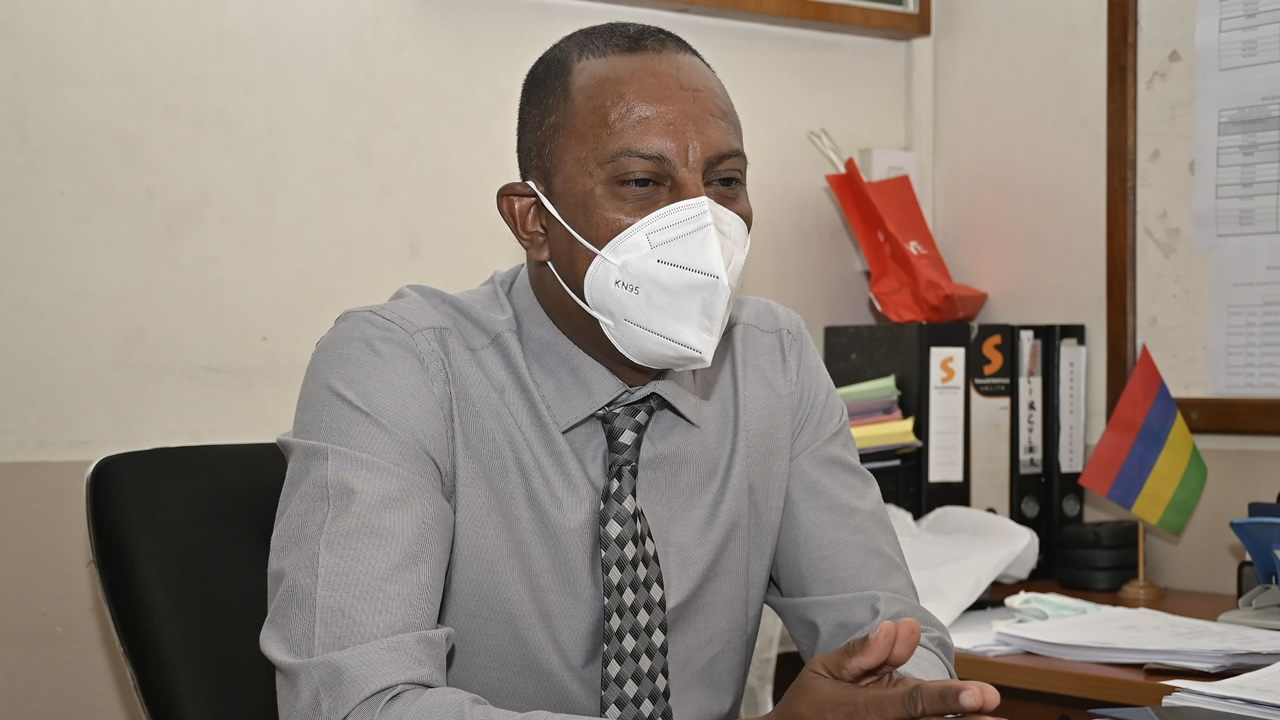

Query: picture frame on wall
(584, 0), (931, 39)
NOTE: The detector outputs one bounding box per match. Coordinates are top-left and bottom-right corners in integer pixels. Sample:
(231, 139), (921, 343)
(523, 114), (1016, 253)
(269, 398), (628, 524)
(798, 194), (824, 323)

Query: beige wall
(6, 0), (1278, 717)
(931, 0), (1279, 596)
(0, 0), (908, 466)
(1, 0), (916, 716)
(932, 0), (1110, 438)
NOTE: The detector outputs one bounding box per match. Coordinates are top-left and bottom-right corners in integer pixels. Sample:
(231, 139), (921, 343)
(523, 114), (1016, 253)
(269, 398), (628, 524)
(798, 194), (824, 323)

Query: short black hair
(516, 22), (712, 182)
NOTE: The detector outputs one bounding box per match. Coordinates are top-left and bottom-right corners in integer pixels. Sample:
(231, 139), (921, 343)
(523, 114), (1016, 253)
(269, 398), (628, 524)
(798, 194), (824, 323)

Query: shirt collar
(509, 266), (703, 432)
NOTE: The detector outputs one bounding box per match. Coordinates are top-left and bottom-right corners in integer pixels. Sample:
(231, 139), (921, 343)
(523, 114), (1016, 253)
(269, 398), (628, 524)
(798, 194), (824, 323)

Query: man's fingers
(886, 617), (921, 670)
(822, 620), (897, 680)
(970, 681), (1002, 713)
(864, 679), (1001, 719)
(845, 618), (920, 685)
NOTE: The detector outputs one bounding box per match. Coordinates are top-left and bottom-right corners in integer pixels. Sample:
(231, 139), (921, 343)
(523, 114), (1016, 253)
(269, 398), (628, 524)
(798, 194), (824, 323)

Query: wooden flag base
(1118, 522), (1165, 602)
(1118, 577), (1166, 602)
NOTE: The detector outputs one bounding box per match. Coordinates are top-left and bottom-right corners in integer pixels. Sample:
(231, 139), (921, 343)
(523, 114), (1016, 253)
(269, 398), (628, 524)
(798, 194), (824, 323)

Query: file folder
(1041, 324), (1087, 577)
(825, 323), (971, 516)
(860, 450), (921, 514)
(1009, 324), (1087, 578)
(1012, 325), (1051, 576)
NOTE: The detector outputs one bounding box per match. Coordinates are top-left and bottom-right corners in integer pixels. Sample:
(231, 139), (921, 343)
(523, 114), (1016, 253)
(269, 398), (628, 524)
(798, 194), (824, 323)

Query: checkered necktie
(596, 396), (672, 720)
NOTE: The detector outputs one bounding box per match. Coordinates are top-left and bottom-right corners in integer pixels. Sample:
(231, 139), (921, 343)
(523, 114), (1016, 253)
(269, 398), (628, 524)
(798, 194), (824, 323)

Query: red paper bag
(826, 157), (987, 323)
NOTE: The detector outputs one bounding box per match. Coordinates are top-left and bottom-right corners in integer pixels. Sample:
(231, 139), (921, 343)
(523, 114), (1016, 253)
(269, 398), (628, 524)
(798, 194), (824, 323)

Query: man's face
(539, 52), (751, 300)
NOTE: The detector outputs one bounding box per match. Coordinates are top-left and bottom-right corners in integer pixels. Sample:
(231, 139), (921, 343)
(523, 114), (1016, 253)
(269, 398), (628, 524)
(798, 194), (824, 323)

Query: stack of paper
(837, 376), (920, 467)
(994, 607), (1280, 672)
(840, 375), (904, 425)
(947, 606), (1022, 657)
(850, 418), (919, 453)
(1163, 661), (1280, 719)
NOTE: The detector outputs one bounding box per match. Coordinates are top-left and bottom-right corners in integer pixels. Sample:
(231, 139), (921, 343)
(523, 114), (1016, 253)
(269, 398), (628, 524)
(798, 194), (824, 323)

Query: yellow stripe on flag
(1130, 414), (1195, 525)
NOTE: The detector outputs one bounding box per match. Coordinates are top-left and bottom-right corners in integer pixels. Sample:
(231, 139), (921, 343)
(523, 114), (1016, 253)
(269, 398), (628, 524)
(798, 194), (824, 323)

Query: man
(262, 21), (1001, 720)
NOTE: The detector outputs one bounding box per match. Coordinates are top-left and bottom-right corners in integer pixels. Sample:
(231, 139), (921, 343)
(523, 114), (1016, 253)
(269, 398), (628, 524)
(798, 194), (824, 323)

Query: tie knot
(596, 395), (661, 467)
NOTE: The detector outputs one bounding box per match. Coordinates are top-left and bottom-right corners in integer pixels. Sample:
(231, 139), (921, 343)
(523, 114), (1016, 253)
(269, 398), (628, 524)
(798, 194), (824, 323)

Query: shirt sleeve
(764, 317), (955, 682)
(261, 309), (598, 720)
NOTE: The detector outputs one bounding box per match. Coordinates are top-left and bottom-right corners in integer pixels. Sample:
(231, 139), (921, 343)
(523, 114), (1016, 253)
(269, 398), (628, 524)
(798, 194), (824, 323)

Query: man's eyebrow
(599, 149), (677, 169)
(705, 149), (748, 171)
(598, 148), (749, 171)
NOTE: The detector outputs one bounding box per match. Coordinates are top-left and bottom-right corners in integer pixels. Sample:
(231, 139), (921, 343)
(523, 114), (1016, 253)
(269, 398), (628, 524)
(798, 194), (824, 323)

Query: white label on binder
(969, 392), (1011, 513)
(927, 346), (966, 483)
(969, 331), (1012, 515)
(1018, 330), (1043, 475)
(1057, 339), (1087, 474)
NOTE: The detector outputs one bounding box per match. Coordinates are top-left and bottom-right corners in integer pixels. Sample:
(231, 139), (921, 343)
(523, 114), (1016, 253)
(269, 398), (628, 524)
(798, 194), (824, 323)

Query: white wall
(932, 0), (1110, 443)
(0, 0), (911, 464)
(1, 4), (916, 717)
(5, 3), (1269, 718)
(930, 0), (1279, 596)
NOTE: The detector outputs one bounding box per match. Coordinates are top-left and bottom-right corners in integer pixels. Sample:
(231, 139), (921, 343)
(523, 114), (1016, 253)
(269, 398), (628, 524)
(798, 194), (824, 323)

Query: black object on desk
(1056, 520), (1139, 591)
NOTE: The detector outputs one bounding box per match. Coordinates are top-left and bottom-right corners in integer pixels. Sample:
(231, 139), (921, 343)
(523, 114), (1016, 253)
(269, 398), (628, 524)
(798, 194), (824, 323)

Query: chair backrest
(87, 444), (286, 720)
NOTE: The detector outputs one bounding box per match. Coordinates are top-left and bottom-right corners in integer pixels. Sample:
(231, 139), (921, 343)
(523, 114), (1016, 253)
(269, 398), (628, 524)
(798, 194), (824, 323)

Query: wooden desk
(954, 580), (1238, 720)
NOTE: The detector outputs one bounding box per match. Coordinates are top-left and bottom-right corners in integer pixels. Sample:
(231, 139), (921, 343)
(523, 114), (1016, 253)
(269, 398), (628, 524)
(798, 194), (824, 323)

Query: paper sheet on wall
(1193, 0), (1280, 252)
(1208, 238), (1280, 395)
(1196, 0), (1280, 395)
(927, 346), (965, 483)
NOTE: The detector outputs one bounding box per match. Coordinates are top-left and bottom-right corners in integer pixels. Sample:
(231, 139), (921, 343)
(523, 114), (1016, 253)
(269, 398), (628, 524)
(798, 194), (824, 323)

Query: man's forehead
(566, 52), (735, 119)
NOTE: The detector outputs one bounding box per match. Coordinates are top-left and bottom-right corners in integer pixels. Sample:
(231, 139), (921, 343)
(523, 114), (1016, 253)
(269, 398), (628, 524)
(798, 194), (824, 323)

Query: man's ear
(496, 181), (549, 262)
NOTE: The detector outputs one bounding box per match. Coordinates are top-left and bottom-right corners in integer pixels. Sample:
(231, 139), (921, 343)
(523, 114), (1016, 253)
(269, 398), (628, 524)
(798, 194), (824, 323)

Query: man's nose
(668, 176), (706, 204)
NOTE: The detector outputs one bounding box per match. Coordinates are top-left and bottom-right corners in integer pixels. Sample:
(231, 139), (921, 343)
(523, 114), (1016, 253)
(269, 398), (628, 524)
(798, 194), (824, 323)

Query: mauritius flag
(1079, 347), (1207, 535)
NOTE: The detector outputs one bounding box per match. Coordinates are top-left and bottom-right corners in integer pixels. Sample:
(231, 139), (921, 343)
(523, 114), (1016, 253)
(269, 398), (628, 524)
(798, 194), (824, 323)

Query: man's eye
(622, 178), (658, 189)
(711, 177), (743, 189)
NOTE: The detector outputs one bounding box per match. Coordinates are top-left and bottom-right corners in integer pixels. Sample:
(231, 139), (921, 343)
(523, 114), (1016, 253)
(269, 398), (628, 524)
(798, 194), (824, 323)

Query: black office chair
(87, 444), (286, 720)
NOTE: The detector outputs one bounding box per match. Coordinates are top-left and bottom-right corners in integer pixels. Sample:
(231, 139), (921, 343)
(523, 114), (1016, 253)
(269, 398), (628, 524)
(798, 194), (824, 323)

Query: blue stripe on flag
(1107, 384), (1178, 510)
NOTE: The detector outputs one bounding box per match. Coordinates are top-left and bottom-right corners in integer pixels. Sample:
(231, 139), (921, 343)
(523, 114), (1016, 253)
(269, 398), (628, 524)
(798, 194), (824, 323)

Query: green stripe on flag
(1156, 447), (1207, 535)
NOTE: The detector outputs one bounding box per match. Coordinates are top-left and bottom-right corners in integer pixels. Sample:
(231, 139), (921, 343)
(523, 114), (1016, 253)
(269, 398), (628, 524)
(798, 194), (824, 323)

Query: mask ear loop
(526, 181), (617, 328)
(526, 182), (620, 266)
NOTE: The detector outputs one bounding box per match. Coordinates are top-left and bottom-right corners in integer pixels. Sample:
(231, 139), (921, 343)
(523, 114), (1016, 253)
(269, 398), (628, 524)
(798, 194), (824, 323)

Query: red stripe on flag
(1079, 348), (1165, 496)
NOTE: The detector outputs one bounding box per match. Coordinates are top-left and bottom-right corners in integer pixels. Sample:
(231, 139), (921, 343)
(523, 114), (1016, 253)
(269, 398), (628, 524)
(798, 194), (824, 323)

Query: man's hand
(759, 619), (1002, 720)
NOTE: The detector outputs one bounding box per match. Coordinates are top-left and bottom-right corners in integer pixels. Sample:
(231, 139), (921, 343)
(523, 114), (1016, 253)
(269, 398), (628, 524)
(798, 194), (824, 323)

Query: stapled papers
(994, 607), (1280, 672)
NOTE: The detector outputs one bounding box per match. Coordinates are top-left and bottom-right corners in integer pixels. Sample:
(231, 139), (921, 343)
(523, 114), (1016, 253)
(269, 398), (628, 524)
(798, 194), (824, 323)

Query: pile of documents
(993, 606), (1280, 672)
(1163, 660), (1280, 719)
(838, 375), (920, 468)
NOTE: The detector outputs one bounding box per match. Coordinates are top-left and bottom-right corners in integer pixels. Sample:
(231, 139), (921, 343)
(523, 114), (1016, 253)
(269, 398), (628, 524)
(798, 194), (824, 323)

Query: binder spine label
(927, 346), (967, 483)
(1018, 330), (1044, 476)
(1057, 338), (1087, 474)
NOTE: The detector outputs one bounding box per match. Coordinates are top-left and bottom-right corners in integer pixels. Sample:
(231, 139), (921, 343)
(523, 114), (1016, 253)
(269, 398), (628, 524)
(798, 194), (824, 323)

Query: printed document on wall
(1208, 238), (1280, 396)
(1193, 0), (1280, 252)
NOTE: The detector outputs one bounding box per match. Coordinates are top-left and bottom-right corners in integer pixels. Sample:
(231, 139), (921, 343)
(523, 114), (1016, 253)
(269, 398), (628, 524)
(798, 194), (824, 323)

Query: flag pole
(1118, 521), (1165, 602)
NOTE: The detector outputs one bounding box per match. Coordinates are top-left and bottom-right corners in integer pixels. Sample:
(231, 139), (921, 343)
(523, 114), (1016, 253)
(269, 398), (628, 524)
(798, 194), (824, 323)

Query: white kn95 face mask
(528, 181), (751, 371)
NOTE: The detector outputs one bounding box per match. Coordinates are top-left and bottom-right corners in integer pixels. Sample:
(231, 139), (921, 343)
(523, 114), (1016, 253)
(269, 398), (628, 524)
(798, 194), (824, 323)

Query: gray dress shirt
(262, 265), (954, 720)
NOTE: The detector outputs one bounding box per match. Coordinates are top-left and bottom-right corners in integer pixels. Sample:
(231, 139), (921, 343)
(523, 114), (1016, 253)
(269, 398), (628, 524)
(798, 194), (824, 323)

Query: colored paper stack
(838, 375), (921, 469)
